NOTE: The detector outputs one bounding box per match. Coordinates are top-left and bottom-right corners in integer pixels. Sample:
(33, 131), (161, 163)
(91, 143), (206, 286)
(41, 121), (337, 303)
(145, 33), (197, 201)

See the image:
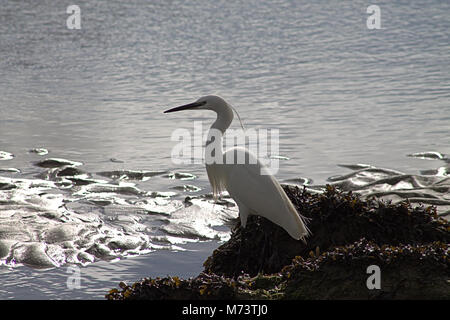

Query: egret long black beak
(164, 101), (206, 113)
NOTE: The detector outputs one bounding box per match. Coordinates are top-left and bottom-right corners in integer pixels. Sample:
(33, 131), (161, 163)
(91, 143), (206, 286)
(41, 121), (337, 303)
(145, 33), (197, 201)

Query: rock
(106, 239), (449, 300)
(29, 148), (49, 156)
(204, 185), (449, 277)
(106, 185), (450, 300)
(97, 170), (167, 181)
(0, 168), (21, 173)
(281, 239), (449, 299)
(407, 151), (445, 160)
(56, 167), (85, 177)
(35, 158), (83, 168)
(0, 151), (14, 161)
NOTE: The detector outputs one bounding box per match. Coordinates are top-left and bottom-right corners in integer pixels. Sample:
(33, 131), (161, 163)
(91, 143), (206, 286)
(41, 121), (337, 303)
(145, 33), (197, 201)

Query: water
(0, 0), (449, 299)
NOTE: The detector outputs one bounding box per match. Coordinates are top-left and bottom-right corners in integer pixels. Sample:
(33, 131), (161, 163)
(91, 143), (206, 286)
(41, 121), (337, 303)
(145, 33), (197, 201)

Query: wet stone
(29, 148), (49, 156)
(35, 158), (83, 168)
(165, 172), (197, 180)
(408, 151), (446, 160)
(0, 182), (17, 190)
(170, 185), (202, 192)
(97, 170), (167, 181)
(56, 167), (85, 177)
(0, 168), (21, 173)
(0, 151), (14, 161)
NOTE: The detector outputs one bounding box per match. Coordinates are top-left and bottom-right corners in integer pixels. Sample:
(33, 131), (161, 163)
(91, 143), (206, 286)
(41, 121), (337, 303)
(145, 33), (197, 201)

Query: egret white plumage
(164, 95), (309, 241)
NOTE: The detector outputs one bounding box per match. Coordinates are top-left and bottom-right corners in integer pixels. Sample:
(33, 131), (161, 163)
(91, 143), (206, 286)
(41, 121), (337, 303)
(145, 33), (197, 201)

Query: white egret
(164, 95), (309, 241)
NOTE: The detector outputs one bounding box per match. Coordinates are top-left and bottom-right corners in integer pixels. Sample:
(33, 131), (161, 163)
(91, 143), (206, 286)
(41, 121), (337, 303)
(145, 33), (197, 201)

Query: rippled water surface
(0, 0), (449, 299)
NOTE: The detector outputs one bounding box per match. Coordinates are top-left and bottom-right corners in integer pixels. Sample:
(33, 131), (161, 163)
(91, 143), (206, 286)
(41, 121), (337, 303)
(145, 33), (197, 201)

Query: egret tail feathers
(276, 183), (311, 241)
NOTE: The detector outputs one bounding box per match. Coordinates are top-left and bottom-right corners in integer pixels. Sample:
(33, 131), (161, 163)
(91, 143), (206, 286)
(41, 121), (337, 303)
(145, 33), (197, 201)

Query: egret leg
(233, 202), (249, 276)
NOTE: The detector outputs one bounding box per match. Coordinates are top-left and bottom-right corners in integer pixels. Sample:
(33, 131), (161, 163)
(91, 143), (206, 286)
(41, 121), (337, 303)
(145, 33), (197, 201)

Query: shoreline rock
(106, 185), (449, 300)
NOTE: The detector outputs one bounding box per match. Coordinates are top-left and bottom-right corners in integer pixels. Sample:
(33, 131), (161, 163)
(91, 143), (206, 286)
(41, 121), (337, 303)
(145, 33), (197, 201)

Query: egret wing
(223, 148), (309, 240)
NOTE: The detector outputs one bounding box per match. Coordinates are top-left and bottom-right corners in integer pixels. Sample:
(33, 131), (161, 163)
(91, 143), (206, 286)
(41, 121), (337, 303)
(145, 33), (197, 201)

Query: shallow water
(0, 0), (449, 299)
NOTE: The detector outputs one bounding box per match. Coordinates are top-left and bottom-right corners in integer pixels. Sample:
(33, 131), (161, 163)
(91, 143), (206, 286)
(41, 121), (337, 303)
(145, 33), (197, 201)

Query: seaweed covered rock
(106, 273), (254, 300)
(106, 239), (449, 300)
(105, 272), (284, 300)
(106, 185), (450, 300)
(281, 239), (449, 299)
(203, 185), (449, 277)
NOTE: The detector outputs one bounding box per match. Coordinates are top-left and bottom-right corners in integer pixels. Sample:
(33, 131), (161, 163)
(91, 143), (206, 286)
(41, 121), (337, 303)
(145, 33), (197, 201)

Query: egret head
(164, 95), (231, 114)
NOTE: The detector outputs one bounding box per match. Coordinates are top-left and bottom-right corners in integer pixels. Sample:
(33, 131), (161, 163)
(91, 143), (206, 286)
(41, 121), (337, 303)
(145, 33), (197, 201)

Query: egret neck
(205, 102), (234, 199)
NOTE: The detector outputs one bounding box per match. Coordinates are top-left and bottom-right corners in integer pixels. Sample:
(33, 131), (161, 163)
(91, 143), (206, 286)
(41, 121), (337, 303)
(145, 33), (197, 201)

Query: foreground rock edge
(106, 185), (450, 300)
